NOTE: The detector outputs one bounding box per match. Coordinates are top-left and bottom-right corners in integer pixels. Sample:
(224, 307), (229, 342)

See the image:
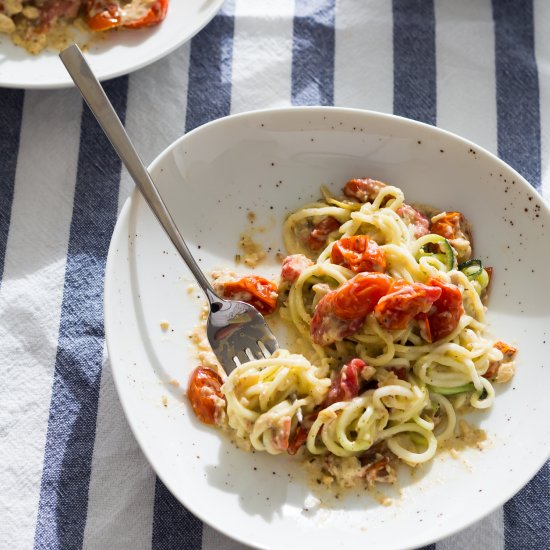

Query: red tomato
(343, 178), (386, 203)
(280, 254), (313, 283)
(85, 1), (121, 31)
(484, 340), (517, 379)
(374, 280), (441, 330)
(85, 0), (168, 31)
(331, 272), (392, 320)
(272, 417), (291, 452)
(331, 235), (386, 273)
(430, 212), (468, 241)
(287, 412), (318, 455)
(124, 0), (168, 28)
(308, 216), (340, 250)
(310, 293), (366, 345)
(187, 366), (225, 425)
(397, 204), (430, 238)
(325, 358), (366, 406)
(287, 424), (309, 455)
(221, 276), (278, 315)
(425, 278), (464, 341)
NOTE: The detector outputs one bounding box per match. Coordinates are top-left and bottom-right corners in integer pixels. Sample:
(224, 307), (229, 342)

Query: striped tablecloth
(1, 1), (548, 548)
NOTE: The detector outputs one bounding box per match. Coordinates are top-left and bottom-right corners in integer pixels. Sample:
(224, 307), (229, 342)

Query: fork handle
(60, 44), (221, 305)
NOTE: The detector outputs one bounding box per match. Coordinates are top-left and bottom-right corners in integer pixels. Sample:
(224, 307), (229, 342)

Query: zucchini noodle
(194, 179), (517, 489)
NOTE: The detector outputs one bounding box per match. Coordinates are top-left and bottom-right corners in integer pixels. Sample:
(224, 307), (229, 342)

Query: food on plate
(0, 0), (168, 54)
(187, 177), (517, 490)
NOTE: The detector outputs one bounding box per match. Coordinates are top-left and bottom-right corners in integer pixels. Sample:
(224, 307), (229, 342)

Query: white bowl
(105, 107), (550, 550)
(0, 0), (223, 89)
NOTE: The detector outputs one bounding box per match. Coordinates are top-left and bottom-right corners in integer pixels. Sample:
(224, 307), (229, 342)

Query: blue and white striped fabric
(1, 0), (549, 548)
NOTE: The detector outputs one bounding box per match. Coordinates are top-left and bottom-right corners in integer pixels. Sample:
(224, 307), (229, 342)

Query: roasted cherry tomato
(430, 211), (469, 241)
(310, 292), (365, 345)
(331, 272), (392, 320)
(325, 358), (366, 406)
(425, 278), (464, 341)
(374, 280), (441, 330)
(221, 275), (278, 315)
(287, 424), (309, 455)
(308, 216), (340, 250)
(124, 0), (168, 28)
(331, 235), (386, 273)
(187, 366), (225, 425)
(397, 204), (430, 238)
(280, 254), (313, 283)
(343, 178), (386, 203)
(85, 0), (168, 31)
(85, 1), (122, 31)
(287, 412), (318, 455)
(484, 341), (517, 379)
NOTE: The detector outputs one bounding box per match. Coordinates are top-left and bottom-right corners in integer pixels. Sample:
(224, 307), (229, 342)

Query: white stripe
(231, 0), (294, 113)
(437, 507), (504, 550)
(435, 0), (497, 154)
(118, 44), (191, 212)
(535, 0), (550, 202)
(0, 89), (81, 549)
(201, 523), (251, 550)
(82, 351), (156, 550)
(83, 47), (191, 550)
(334, 0), (393, 113)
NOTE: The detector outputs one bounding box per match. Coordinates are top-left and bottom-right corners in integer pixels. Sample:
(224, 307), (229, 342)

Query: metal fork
(60, 44), (278, 372)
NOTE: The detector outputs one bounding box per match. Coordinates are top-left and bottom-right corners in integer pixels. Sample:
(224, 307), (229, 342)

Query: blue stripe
(0, 89), (25, 287)
(291, 0), (336, 106)
(151, 3), (236, 547)
(185, 0), (235, 132)
(33, 77), (129, 550)
(504, 462), (550, 549)
(392, 0), (436, 125)
(152, 479), (203, 550)
(493, 0), (541, 188)
(497, 2), (546, 539)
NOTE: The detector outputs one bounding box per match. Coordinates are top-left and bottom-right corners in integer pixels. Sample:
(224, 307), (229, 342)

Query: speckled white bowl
(0, 0), (223, 89)
(105, 107), (550, 550)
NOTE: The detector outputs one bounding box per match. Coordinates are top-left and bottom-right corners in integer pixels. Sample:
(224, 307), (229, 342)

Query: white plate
(105, 108), (550, 550)
(0, 0), (223, 89)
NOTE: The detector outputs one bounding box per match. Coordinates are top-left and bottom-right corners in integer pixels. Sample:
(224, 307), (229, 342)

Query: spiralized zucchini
(208, 181), (516, 481)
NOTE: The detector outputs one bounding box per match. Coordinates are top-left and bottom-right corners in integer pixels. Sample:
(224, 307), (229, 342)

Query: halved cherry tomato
(430, 212), (469, 241)
(85, 0), (168, 31)
(331, 235), (386, 273)
(221, 275), (278, 315)
(308, 216), (340, 250)
(343, 178), (386, 203)
(397, 204), (430, 238)
(124, 0), (168, 29)
(425, 278), (464, 341)
(272, 417), (291, 452)
(310, 293), (365, 345)
(331, 272), (392, 320)
(287, 412), (318, 455)
(280, 254), (313, 283)
(374, 280), (441, 330)
(85, 1), (122, 30)
(187, 366), (225, 425)
(287, 424), (309, 455)
(484, 341), (517, 379)
(325, 358), (366, 406)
